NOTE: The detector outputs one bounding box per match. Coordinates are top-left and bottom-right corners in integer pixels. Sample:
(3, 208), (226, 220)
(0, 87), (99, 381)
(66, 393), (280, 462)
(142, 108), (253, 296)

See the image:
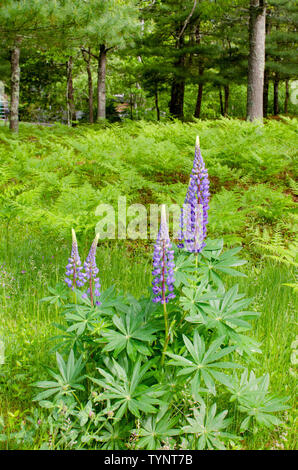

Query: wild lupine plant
(34, 137), (289, 450)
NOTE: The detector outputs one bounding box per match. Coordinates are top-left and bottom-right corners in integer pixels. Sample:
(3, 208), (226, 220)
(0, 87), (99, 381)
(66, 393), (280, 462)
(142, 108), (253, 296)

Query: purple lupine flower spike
(82, 233), (101, 306)
(152, 205), (175, 304)
(178, 136), (210, 253)
(65, 229), (85, 290)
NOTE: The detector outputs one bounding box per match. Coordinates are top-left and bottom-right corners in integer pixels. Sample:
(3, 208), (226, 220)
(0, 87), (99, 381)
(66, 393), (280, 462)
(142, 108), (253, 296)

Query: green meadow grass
(0, 119), (297, 449)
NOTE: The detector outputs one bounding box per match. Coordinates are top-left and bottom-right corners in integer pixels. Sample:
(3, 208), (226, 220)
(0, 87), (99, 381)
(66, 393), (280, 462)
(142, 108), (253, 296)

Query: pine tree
(80, 0), (139, 121)
(0, 1), (48, 131)
(0, 0), (80, 132)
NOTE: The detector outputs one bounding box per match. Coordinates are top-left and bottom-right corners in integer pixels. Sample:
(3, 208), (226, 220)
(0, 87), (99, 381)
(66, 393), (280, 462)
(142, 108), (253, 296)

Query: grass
(0, 118), (297, 449)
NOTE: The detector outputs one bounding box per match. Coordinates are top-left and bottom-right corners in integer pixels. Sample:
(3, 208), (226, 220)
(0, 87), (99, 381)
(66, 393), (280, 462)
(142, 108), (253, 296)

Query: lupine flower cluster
(65, 229), (85, 289)
(152, 205), (175, 304)
(65, 231), (101, 306)
(82, 233), (101, 306)
(178, 136), (210, 253)
(151, 136), (210, 304)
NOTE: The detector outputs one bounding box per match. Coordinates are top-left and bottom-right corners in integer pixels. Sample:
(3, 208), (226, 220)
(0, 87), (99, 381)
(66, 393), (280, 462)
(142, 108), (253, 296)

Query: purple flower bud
(152, 205), (175, 304)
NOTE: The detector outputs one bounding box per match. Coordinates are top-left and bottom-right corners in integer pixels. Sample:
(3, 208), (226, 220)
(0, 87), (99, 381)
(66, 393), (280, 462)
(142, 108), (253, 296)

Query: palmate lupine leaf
(219, 369), (290, 430)
(173, 251), (198, 288)
(72, 286), (128, 316)
(234, 372), (289, 431)
(223, 369), (266, 401)
(180, 281), (218, 318)
(40, 282), (68, 307)
(167, 331), (242, 398)
(196, 239), (247, 288)
(133, 406), (180, 450)
(182, 402), (237, 450)
(99, 312), (157, 360)
(98, 421), (131, 450)
(65, 305), (107, 336)
(187, 285), (260, 337)
(32, 350), (85, 403)
(90, 359), (165, 420)
(49, 323), (85, 354)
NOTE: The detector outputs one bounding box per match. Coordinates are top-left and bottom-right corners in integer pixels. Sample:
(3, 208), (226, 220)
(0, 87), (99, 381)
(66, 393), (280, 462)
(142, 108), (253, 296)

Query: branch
(178, 0), (197, 40)
(81, 47), (99, 60)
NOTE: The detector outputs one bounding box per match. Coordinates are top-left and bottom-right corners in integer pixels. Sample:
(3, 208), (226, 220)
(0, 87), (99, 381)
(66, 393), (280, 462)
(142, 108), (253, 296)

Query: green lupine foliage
(32, 350), (85, 403)
(29, 236), (290, 450)
(182, 402), (237, 450)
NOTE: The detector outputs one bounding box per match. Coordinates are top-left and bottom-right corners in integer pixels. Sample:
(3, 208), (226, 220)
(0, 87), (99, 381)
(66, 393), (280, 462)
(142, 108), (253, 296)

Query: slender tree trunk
(194, 23), (204, 119)
(263, 68), (269, 117)
(219, 87), (224, 116)
(273, 76), (279, 115)
(155, 88), (160, 121)
(87, 64), (94, 123)
(81, 47), (94, 124)
(130, 93), (133, 120)
(263, 13), (270, 118)
(66, 56), (76, 126)
(10, 44), (21, 133)
(224, 84), (229, 116)
(97, 44), (107, 120)
(246, 0), (266, 122)
(284, 79), (289, 114)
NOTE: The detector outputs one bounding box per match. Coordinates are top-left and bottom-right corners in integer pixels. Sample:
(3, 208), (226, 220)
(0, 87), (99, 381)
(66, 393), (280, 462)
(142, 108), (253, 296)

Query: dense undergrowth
(0, 118), (297, 450)
(0, 118), (297, 245)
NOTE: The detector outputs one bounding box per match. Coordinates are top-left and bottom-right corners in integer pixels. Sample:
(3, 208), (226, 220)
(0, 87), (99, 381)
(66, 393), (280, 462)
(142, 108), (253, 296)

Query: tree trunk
(194, 83), (203, 118)
(169, 73), (185, 119)
(263, 13), (270, 118)
(194, 23), (204, 119)
(81, 48), (94, 123)
(273, 76), (279, 115)
(10, 44), (21, 133)
(263, 67), (269, 117)
(169, 37), (185, 119)
(224, 84), (229, 116)
(219, 87), (224, 116)
(246, 0), (266, 122)
(97, 44), (107, 120)
(155, 88), (160, 121)
(66, 56), (76, 126)
(130, 93), (133, 120)
(284, 79), (289, 114)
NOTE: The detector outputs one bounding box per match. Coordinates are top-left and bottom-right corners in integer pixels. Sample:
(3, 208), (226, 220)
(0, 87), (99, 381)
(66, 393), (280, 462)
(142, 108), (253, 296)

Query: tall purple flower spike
(65, 229), (85, 290)
(178, 136), (210, 253)
(152, 205), (175, 304)
(82, 233), (101, 306)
